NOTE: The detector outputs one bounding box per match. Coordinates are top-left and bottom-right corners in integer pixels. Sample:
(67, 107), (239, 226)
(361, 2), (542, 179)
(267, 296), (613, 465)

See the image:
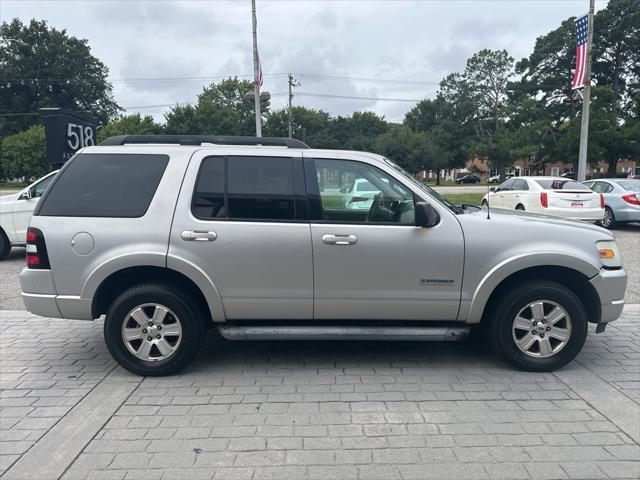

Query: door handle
(181, 230), (217, 242)
(322, 234), (357, 245)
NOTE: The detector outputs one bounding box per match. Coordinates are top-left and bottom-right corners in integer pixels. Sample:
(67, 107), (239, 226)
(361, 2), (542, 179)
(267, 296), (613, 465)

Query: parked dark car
(455, 175), (481, 184)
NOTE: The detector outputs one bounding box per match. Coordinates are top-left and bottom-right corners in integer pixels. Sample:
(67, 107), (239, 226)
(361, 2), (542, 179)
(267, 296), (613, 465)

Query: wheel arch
(91, 264), (224, 324)
(467, 254), (601, 325)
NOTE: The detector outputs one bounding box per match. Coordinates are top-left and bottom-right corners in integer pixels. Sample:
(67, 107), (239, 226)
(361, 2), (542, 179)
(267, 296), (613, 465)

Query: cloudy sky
(1, 0), (608, 123)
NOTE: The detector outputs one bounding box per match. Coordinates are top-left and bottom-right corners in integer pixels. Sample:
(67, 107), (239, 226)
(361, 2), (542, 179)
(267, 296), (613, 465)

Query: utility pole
(287, 74), (299, 138)
(251, 0), (262, 137)
(577, 0), (595, 182)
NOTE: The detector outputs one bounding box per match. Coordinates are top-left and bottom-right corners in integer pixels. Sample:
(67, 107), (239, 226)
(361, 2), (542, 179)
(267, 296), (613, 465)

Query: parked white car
(481, 176), (604, 222)
(343, 178), (380, 209)
(0, 171), (58, 259)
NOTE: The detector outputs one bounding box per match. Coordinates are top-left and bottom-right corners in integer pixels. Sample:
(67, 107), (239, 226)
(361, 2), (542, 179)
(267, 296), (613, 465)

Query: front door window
(314, 158), (415, 225)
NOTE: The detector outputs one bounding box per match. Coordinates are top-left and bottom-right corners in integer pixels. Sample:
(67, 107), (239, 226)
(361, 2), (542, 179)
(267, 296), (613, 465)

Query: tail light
(26, 227), (50, 269)
(622, 193), (640, 206)
(600, 193), (605, 209)
(349, 196), (369, 203)
(540, 192), (548, 208)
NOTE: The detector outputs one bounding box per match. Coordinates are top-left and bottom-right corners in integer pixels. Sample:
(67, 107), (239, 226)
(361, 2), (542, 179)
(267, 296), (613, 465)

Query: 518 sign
(67, 123), (96, 150)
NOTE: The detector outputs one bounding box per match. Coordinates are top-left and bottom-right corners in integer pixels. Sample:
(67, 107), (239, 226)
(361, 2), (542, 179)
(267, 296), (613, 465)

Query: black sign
(39, 108), (97, 164)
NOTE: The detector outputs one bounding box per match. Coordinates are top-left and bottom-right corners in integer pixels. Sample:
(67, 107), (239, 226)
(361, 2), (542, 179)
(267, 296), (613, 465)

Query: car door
(12, 172), (56, 243)
(306, 155), (464, 321)
(169, 150), (313, 320)
(492, 179), (514, 208)
(507, 179), (528, 209)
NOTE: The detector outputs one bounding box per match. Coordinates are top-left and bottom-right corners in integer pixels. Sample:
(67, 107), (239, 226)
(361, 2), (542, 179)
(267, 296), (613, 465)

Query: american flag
(572, 14), (589, 90)
(257, 52), (264, 87)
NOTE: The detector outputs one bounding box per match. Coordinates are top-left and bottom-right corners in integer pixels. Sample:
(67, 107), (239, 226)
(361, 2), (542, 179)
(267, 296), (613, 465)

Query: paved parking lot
(0, 306), (638, 480)
(0, 223), (638, 479)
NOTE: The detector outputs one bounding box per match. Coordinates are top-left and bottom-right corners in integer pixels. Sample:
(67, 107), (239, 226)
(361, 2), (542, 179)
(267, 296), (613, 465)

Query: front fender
(464, 252), (600, 324)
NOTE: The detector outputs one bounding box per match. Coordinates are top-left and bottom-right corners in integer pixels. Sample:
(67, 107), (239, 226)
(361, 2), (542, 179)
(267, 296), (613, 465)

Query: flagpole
(251, 0), (262, 137)
(577, 0), (595, 182)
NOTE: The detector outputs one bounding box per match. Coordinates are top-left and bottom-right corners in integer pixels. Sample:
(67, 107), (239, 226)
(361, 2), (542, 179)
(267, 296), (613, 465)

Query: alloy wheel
(121, 303), (183, 361)
(512, 300), (572, 358)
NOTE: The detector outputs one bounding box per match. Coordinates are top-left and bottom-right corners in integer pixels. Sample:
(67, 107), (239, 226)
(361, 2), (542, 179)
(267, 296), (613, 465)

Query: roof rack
(99, 135), (310, 149)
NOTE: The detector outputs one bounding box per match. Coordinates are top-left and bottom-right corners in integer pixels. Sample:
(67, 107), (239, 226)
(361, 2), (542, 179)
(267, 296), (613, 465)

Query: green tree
(0, 19), (120, 137)
(515, 0), (640, 174)
(405, 97), (470, 184)
(164, 78), (268, 136)
(97, 114), (162, 142)
(437, 50), (516, 178)
(371, 125), (428, 173)
(0, 124), (48, 179)
(264, 106), (334, 146)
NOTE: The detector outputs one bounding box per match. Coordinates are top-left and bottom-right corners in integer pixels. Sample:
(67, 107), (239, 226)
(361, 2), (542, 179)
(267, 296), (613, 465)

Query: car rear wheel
(0, 230), (10, 260)
(600, 207), (616, 229)
(488, 281), (587, 372)
(104, 283), (205, 376)
(515, 204), (525, 211)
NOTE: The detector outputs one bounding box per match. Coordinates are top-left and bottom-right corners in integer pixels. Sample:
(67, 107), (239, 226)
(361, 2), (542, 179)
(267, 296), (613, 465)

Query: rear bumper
(590, 267), (627, 324)
(544, 207), (603, 222)
(19, 268), (93, 320)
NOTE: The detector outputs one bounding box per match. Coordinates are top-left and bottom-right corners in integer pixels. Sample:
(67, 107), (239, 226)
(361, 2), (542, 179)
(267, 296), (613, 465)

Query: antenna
(486, 177), (491, 220)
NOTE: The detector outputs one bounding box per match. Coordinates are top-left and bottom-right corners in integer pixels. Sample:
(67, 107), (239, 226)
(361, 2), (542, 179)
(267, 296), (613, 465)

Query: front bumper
(590, 267), (627, 324)
(19, 268), (93, 320)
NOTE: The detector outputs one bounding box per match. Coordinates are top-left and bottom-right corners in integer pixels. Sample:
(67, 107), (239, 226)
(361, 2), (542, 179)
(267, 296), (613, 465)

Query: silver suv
(20, 135), (627, 376)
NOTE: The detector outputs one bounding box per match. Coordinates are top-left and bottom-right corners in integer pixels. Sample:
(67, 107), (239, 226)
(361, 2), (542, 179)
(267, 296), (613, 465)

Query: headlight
(596, 240), (622, 269)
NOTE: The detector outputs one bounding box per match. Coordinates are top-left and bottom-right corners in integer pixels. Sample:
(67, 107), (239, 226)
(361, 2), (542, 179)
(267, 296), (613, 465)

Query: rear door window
(37, 153), (169, 217)
(192, 155), (303, 222)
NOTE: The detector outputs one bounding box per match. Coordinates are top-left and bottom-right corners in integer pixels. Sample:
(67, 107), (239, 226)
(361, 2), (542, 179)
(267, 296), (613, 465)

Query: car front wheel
(104, 283), (205, 376)
(488, 281), (587, 372)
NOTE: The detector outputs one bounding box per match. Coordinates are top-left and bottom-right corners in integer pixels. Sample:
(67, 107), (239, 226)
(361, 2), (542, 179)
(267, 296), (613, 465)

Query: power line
(296, 92), (422, 102)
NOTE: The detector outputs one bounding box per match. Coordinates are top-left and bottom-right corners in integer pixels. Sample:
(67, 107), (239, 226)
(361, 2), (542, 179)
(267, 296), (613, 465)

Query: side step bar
(217, 325), (470, 342)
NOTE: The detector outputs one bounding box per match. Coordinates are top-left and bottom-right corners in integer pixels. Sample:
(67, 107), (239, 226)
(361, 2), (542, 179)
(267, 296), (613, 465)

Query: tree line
(1, 0), (638, 182)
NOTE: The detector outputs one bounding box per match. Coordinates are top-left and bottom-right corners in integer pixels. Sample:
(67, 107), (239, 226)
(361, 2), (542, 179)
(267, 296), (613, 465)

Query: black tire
(0, 230), (11, 260)
(515, 204), (525, 211)
(488, 281), (588, 372)
(104, 283), (205, 376)
(599, 206), (616, 229)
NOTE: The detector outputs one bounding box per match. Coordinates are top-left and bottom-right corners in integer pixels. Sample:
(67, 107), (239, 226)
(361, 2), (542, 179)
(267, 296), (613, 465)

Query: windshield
(382, 157), (462, 213)
(615, 180), (640, 193)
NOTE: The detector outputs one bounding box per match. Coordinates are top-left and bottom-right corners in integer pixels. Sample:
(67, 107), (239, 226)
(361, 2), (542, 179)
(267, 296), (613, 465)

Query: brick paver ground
(0, 306), (638, 480)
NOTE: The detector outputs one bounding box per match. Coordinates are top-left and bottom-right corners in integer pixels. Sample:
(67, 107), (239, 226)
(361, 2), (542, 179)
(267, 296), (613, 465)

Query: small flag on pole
(257, 52), (264, 87)
(572, 14), (588, 90)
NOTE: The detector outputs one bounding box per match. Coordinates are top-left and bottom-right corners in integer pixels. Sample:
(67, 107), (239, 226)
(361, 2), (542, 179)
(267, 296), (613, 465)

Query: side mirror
(415, 202), (440, 228)
(490, 187), (496, 192)
(19, 189), (33, 200)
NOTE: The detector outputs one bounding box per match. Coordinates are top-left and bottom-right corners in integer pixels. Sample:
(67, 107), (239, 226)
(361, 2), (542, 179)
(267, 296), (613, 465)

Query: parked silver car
(583, 179), (640, 229)
(20, 136), (627, 376)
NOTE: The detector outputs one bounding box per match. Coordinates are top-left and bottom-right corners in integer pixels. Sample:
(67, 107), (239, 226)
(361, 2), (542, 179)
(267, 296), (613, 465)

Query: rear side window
(38, 154), (169, 217)
(193, 156), (297, 221)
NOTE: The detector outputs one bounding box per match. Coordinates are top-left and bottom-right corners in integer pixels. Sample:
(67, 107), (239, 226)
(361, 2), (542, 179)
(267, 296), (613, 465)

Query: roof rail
(99, 135), (310, 149)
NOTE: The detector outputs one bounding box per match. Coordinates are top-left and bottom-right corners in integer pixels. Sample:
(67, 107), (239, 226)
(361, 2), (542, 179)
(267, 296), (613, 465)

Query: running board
(216, 325), (470, 342)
